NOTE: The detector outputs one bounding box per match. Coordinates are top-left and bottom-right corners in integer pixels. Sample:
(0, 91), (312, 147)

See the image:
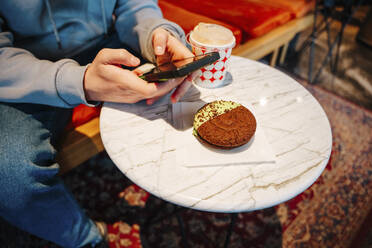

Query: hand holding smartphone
(138, 52), (220, 82)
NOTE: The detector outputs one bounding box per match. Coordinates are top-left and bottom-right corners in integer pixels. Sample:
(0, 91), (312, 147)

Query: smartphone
(139, 52), (220, 82)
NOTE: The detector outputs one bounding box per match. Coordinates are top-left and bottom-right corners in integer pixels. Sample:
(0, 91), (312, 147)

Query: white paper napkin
(168, 100), (276, 167)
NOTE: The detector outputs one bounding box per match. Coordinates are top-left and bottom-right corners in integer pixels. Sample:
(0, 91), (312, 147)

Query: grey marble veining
(100, 56), (332, 212)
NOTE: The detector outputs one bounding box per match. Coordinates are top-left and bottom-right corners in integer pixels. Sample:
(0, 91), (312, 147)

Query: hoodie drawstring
(100, 0), (108, 36)
(45, 0), (62, 49)
(45, 0), (108, 49)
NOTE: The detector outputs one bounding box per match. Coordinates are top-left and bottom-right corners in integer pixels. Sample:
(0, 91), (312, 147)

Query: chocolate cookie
(193, 100), (256, 149)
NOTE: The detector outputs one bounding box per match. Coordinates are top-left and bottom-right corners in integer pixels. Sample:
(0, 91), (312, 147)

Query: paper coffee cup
(188, 23), (236, 88)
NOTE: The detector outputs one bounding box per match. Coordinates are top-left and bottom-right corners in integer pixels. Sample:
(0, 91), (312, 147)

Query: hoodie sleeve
(114, 0), (186, 63)
(0, 17), (91, 108)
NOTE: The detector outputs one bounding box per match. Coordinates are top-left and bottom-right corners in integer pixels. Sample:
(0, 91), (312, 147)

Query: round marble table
(100, 56), (332, 213)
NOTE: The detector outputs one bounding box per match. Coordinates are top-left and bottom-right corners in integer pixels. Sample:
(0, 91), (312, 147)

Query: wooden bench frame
(57, 14), (314, 174)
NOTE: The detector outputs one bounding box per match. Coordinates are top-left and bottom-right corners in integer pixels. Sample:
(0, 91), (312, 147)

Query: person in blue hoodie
(0, 0), (194, 247)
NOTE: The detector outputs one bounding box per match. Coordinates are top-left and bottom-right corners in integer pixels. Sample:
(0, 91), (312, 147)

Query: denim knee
(0, 102), (62, 221)
(0, 125), (60, 215)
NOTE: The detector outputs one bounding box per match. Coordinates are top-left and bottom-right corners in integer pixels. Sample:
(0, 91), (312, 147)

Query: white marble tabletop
(100, 56), (332, 213)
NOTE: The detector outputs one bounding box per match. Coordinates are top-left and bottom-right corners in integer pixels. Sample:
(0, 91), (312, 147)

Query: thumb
(96, 48), (140, 67)
(152, 28), (169, 56)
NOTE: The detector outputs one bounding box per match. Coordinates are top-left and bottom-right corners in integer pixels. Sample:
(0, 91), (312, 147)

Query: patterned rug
(0, 80), (371, 248)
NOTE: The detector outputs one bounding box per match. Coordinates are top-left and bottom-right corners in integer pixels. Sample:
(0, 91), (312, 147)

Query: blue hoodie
(0, 0), (185, 107)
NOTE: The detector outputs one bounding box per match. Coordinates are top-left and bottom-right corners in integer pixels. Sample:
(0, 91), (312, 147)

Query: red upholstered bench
(57, 0), (315, 174)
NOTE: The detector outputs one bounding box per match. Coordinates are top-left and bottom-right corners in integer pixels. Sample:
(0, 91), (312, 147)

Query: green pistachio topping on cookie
(193, 100), (241, 136)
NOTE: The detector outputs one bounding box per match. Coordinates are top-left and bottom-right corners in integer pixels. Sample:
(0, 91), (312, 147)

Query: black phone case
(142, 52), (220, 82)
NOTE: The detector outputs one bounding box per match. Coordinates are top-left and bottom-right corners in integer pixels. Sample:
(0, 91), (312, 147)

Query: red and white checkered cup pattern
(188, 31), (235, 88)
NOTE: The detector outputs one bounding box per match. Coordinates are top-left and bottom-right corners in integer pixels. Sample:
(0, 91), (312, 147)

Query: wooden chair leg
(270, 48), (279, 67)
(280, 42), (289, 65)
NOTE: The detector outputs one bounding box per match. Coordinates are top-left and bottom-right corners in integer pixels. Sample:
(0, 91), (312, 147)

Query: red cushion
(261, 0), (315, 18)
(163, 0), (293, 41)
(159, 0), (243, 45)
(66, 104), (101, 131)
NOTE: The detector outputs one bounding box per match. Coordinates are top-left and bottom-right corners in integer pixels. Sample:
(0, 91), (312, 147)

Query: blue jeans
(0, 33), (134, 247)
(0, 103), (102, 247)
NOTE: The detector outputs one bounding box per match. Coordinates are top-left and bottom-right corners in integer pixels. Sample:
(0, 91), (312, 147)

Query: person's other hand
(83, 48), (188, 104)
(147, 28), (196, 105)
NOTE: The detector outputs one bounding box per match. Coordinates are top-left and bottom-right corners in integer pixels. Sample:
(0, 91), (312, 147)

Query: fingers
(171, 72), (196, 103)
(132, 68), (143, 76)
(142, 76), (185, 104)
(171, 81), (192, 103)
(152, 28), (169, 56)
(97, 48), (140, 67)
(132, 63), (156, 76)
(146, 96), (160, 105)
(147, 71), (196, 105)
(166, 35), (194, 59)
(106, 63), (186, 104)
(147, 77), (185, 96)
